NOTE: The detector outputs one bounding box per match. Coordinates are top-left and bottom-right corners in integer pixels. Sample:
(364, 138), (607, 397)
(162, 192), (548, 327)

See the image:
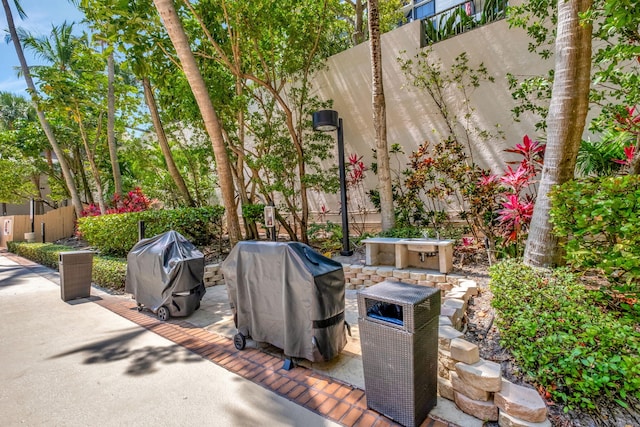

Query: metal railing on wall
(420, 0), (508, 46)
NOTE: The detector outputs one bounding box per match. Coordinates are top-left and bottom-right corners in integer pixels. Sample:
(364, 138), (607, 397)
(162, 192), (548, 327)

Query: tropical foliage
(490, 260), (640, 411)
(550, 174), (640, 298)
(77, 206), (224, 256)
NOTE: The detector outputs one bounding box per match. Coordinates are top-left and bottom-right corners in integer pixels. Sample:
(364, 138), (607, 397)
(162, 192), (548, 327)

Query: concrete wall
(309, 17), (552, 213)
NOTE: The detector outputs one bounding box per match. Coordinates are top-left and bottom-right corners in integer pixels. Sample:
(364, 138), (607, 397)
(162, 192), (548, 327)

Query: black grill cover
(125, 230), (205, 313)
(221, 241), (347, 362)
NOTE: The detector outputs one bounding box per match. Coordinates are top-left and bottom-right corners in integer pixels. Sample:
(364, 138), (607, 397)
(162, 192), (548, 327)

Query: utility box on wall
(59, 251), (94, 302)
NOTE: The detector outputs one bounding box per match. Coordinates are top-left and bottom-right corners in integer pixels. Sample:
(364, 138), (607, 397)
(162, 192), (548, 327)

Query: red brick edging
(1, 251), (451, 427)
(95, 295), (452, 427)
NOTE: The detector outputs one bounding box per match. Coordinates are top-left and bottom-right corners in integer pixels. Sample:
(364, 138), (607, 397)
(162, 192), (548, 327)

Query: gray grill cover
(221, 241), (347, 362)
(125, 230), (205, 312)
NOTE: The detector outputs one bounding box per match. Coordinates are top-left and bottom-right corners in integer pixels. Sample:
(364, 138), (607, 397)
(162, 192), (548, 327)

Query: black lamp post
(312, 109), (353, 256)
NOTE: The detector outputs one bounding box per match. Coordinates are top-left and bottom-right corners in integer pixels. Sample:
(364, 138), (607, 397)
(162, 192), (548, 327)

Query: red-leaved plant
(345, 153), (369, 235)
(612, 106), (640, 173)
(488, 135), (545, 255)
(81, 187), (153, 217)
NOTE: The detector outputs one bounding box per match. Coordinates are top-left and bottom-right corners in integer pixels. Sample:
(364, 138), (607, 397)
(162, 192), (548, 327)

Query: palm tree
(523, 0), (593, 267)
(78, 0), (196, 207)
(22, 21), (112, 213)
(368, 0), (395, 232)
(0, 91), (32, 130)
(152, 0), (241, 244)
(1, 0), (84, 217)
(141, 76), (196, 207)
(106, 48), (123, 197)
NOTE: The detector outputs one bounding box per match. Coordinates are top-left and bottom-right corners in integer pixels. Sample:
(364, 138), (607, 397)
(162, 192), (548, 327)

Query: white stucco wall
(309, 17), (552, 216)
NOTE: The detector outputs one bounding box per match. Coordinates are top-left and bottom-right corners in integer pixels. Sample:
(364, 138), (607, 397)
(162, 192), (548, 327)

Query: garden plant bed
(455, 254), (640, 427)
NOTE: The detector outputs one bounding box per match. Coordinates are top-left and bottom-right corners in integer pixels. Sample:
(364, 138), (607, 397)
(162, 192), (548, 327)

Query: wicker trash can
(357, 280), (440, 427)
(59, 251), (94, 302)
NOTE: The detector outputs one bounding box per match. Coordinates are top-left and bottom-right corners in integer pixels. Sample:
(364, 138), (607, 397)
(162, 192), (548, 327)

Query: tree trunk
(141, 76), (195, 207)
(107, 49), (123, 197)
(233, 77), (258, 239)
(153, 0), (241, 244)
(76, 109), (107, 214)
(2, 0), (84, 218)
(75, 145), (92, 204)
(368, 0), (395, 232)
(523, 0), (593, 267)
(354, 0), (365, 45)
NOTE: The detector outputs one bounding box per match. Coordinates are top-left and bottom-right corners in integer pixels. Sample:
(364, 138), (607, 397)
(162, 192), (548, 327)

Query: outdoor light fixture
(312, 109), (353, 256)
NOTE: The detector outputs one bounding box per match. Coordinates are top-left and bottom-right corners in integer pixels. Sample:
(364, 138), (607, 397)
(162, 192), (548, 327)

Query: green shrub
(376, 225), (465, 240)
(92, 256), (127, 290)
(308, 222), (344, 254)
(490, 259), (640, 410)
(77, 206), (224, 256)
(8, 242), (71, 269)
(550, 175), (640, 297)
(241, 203), (265, 224)
(7, 242), (127, 291)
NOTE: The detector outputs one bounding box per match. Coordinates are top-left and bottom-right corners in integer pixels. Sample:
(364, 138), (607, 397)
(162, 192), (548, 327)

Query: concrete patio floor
(187, 284), (482, 427)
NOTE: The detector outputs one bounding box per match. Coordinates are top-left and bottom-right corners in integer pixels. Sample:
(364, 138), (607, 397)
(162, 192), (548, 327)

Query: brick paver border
(95, 295), (455, 427)
(1, 251), (453, 427)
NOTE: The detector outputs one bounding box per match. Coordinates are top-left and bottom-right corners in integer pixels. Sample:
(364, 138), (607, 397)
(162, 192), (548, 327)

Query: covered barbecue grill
(221, 241), (347, 363)
(125, 230), (206, 321)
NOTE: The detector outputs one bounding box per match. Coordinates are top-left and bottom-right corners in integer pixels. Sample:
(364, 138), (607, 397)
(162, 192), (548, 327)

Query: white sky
(0, 0), (84, 96)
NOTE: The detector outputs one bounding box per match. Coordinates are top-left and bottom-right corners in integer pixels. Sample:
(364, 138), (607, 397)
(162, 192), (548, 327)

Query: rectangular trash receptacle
(59, 251), (94, 302)
(358, 280), (440, 427)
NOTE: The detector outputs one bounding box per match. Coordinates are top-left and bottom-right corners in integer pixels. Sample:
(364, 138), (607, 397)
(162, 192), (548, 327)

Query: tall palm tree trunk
(523, 0), (593, 267)
(74, 106), (107, 213)
(2, 0), (84, 218)
(142, 77), (195, 207)
(369, 0), (395, 232)
(107, 49), (123, 197)
(153, 0), (241, 244)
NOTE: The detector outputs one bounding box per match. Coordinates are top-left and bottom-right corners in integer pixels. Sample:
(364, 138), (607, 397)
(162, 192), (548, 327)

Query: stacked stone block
(341, 264), (453, 290)
(203, 263), (225, 287)
(434, 279), (550, 426)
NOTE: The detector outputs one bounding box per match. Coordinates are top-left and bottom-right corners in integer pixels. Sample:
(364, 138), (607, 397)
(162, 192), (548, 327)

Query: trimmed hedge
(7, 242), (70, 269)
(7, 242), (127, 291)
(490, 259), (640, 410)
(77, 206), (224, 257)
